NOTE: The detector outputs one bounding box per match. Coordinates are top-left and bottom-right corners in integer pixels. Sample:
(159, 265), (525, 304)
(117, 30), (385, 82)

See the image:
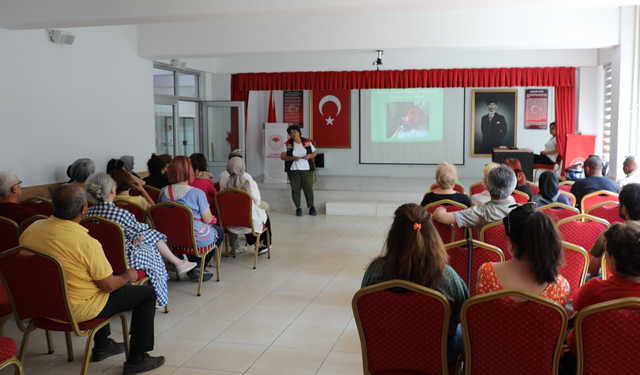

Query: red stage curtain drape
(231, 67), (576, 161)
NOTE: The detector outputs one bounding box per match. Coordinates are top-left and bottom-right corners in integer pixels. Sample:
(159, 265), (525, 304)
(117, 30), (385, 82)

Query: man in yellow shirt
(20, 184), (164, 374)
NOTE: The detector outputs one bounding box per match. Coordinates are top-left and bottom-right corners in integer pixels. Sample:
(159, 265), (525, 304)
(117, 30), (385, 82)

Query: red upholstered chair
(19, 214), (48, 233)
(0, 246), (129, 374)
(460, 290), (567, 375)
(534, 163), (561, 182)
(538, 203), (580, 223)
(0, 337), (23, 375)
(425, 200), (468, 244)
(600, 257), (614, 281)
(132, 186), (160, 204)
(574, 298), (640, 375)
(560, 190), (577, 207)
(581, 190), (619, 214)
(148, 201), (220, 296)
(215, 188), (271, 269)
(444, 240), (504, 297)
(557, 214), (609, 258)
(529, 182), (540, 196)
(0, 216), (19, 253)
(511, 190), (529, 204)
(430, 182), (465, 194)
(586, 201), (623, 225)
(114, 200), (146, 224)
(352, 280), (452, 375)
(558, 241), (589, 301)
(18, 196), (53, 217)
(559, 181), (574, 192)
(479, 220), (510, 260)
(469, 182), (486, 196)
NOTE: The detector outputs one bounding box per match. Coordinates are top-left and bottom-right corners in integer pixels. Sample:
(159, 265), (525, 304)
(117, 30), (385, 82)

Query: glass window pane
(206, 106), (238, 163)
(153, 68), (174, 95)
(178, 101), (197, 156)
(154, 104), (174, 156)
(178, 73), (198, 98)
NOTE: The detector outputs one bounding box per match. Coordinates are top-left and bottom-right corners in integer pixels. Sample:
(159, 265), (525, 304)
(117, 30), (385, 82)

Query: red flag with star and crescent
(310, 90), (350, 148)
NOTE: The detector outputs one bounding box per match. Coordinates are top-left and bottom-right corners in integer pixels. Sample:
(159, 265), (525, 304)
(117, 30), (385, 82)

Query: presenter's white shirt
(543, 137), (558, 163)
(290, 141), (316, 171)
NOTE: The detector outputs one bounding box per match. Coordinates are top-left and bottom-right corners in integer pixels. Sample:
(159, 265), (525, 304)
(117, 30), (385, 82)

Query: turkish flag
(311, 90), (350, 148)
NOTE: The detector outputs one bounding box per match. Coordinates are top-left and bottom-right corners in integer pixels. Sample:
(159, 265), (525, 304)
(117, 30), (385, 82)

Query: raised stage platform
(257, 176), (480, 217)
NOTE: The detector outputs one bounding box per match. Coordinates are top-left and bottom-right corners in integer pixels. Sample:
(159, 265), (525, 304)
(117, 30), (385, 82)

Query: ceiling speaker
(49, 30), (75, 45)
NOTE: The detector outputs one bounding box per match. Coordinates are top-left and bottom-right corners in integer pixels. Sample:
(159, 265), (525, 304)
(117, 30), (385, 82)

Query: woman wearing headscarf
(219, 157), (271, 255)
(533, 171), (573, 207)
(503, 158), (533, 201)
(120, 155), (142, 179)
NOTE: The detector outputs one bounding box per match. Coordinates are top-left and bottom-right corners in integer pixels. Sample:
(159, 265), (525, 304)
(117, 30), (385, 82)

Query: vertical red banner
(524, 89), (549, 129)
(283, 90), (304, 127)
(310, 90), (351, 148)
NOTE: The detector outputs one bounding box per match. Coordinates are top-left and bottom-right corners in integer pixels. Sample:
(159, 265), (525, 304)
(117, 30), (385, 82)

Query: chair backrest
(114, 201), (146, 223)
(585, 201), (623, 224)
(461, 289), (567, 375)
(215, 188), (256, 233)
(147, 201), (197, 250)
(559, 190), (576, 207)
(581, 190), (619, 214)
(444, 240), (504, 297)
(557, 214), (609, 258)
(425, 200), (468, 244)
(19, 214), (48, 233)
(574, 298), (640, 375)
(600, 257), (614, 281)
(430, 182), (465, 194)
(479, 220), (510, 260)
(511, 190), (529, 204)
(559, 184), (573, 193)
(353, 280), (450, 375)
(529, 182), (540, 196)
(131, 186), (161, 204)
(19, 197), (53, 217)
(469, 182), (486, 196)
(80, 216), (128, 275)
(559, 241), (589, 301)
(0, 246), (83, 334)
(0, 216), (19, 253)
(538, 203), (580, 223)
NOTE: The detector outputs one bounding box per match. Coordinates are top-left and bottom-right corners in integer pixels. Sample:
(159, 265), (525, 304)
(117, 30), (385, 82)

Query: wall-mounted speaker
(49, 30), (75, 45)
(171, 59), (187, 69)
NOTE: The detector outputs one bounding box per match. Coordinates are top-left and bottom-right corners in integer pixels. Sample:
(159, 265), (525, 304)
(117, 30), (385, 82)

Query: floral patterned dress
(477, 263), (570, 306)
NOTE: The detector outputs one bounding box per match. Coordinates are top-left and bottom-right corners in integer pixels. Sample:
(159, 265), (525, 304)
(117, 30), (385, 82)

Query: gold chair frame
(581, 190), (619, 214)
(511, 189), (530, 202)
(556, 214), (610, 227)
(18, 214), (48, 234)
(0, 353), (23, 375)
(468, 181), (485, 197)
(444, 239), (505, 262)
(424, 200), (468, 243)
(537, 202), (580, 214)
(560, 241), (590, 289)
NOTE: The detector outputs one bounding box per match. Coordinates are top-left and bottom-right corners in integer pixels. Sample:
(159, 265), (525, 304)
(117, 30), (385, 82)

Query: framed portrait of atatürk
(471, 89), (517, 157)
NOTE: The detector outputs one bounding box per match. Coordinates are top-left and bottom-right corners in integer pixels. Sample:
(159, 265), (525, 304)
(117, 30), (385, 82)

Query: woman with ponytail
(361, 203), (469, 364)
(476, 204), (569, 305)
(84, 172), (197, 307)
(503, 158), (533, 201)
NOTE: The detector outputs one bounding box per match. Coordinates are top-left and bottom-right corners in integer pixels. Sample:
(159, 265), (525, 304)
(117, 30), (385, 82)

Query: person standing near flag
(280, 125), (317, 216)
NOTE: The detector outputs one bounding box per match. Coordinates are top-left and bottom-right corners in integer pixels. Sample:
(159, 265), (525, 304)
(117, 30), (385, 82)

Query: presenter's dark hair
(504, 204), (563, 284)
(287, 125), (301, 135)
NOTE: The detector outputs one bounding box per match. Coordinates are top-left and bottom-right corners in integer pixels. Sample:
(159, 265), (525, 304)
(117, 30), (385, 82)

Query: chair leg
(65, 332), (73, 362)
(45, 330), (54, 354)
(233, 234), (237, 258)
(164, 305), (169, 314)
(224, 235), (229, 257)
(215, 246), (221, 282)
(266, 230), (271, 260)
(253, 241), (259, 269)
(17, 330), (30, 364)
(197, 256), (206, 296)
(10, 358), (24, 375)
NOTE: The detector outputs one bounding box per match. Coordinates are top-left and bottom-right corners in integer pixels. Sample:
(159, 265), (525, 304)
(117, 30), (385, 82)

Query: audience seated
(617, 156), (640, 189)
(107, 158), (147, 187)
(68, 158), (96, 188)
(219, 150), (269, 213)
(158, 154), (172, 165)
(420, 161), (471, 208)
(587, 183), (640, 277)
(570, 155), (619, 210)
(433, 165), (517, 231)
(0, 171), (37, 225)
(567, 221), (640, 355)
(504, 158), (533, 201)
(533, 171), (573, 207)
(19, 184), (165, 373)
(476, 204), (569, 306)
(142, 154), (169, 190)
(188, 156), (217, 212)
(220, 157), (271, 255)
(190, 153), (215, 182)
(159, 156), (224, 281)
(361, 203), (469, 364)
(120, 155), (142, 179)
(109, 169), (155, 211)
(470, 162), (502, 206)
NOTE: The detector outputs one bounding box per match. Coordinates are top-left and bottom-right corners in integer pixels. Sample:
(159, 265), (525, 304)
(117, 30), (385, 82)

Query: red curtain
(231, 67), (576, 159)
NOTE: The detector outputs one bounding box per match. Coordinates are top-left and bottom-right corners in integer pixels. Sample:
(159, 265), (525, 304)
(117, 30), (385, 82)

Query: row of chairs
(353, 279), (640, 375)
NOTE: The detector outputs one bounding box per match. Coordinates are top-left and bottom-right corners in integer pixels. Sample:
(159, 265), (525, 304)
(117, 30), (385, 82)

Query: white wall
(0, 25), (154, 187)
(576, 67), (604, 159)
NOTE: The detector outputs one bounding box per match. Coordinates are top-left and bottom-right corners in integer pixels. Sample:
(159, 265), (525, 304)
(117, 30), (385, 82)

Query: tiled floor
(2, 211), (389, 375)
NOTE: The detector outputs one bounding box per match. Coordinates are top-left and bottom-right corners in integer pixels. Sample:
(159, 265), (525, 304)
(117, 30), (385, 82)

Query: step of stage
(325, 201), (405, 217)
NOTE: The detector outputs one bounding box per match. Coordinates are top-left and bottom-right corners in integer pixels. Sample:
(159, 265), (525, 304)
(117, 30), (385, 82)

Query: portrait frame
(471, 89), (518, 157)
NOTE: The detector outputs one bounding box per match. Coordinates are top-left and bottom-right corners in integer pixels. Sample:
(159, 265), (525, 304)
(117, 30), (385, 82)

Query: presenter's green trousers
(288, 170), (315, 208)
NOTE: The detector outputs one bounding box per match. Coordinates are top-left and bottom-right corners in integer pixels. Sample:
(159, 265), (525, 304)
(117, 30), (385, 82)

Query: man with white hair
(0, 171), (37, 225)
(433, 165), (518, 231)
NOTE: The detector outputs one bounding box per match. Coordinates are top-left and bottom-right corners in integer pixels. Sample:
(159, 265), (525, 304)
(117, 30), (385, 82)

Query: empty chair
(444, 240), (504, 297)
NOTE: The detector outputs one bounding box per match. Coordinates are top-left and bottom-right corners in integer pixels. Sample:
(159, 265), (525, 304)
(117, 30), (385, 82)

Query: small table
(492, 148), (534, 182)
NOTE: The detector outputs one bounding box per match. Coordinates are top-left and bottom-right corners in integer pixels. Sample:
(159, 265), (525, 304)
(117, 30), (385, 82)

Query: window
(603, 63), (612, 162)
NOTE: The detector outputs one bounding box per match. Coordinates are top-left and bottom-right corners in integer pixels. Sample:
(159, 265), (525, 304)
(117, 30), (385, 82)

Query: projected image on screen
(371, 89), (443, 143)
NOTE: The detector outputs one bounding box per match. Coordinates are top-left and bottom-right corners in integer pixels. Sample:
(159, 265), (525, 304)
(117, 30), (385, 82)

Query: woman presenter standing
(533, 122), (559, 166)
(280, 125), (317, 216)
